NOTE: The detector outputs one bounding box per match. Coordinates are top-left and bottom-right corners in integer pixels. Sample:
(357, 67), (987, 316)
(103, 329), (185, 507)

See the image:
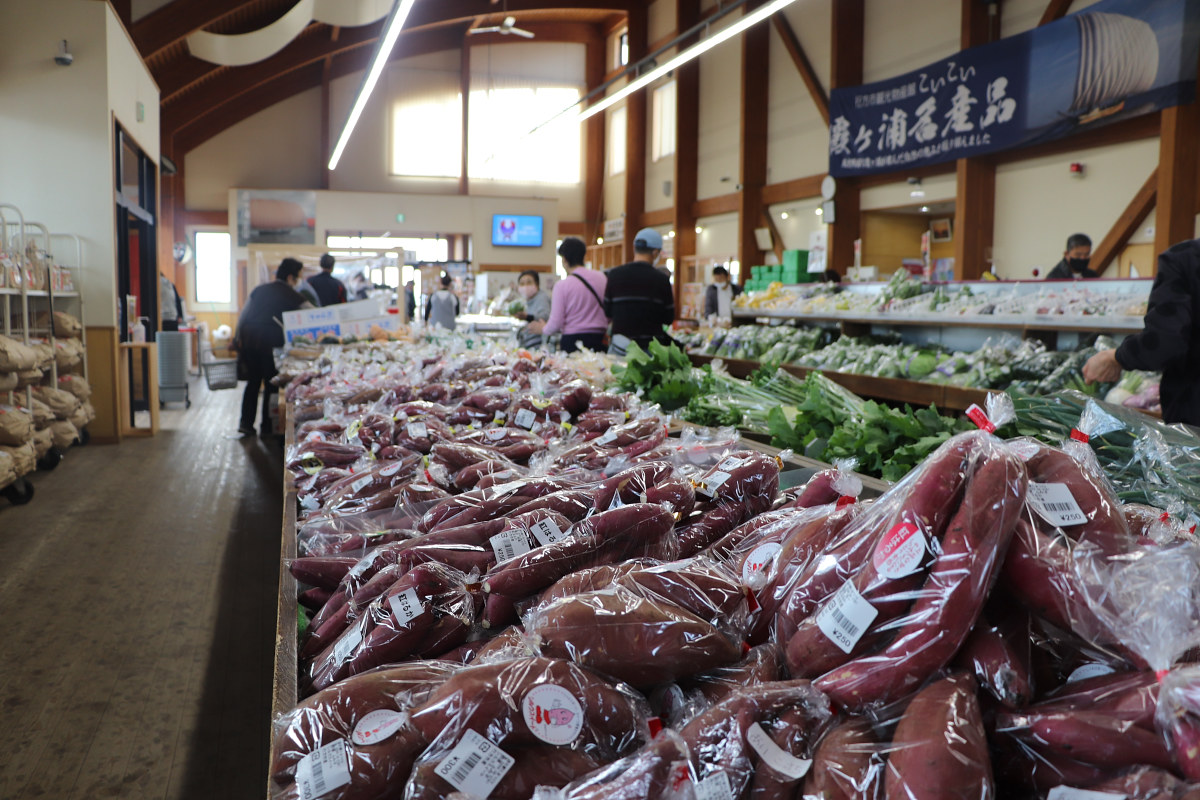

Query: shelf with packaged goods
(731, 308), (1146, 334)
(687, 352), (991, 414)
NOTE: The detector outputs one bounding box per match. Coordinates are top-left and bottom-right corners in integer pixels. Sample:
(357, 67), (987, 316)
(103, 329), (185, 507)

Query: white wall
(230, 190), (559, 269)
(0, 0), (144, 327)
(769, 198), (827, 252)
(863, 0), (961, 84)
(767, 0), (833, 185)
(186, 89), (322, 211)
(108, 12), (160, 164)
(696, 19), (743, 200)
(993, 138), (1161, 279)
(695, 212), (739, 260)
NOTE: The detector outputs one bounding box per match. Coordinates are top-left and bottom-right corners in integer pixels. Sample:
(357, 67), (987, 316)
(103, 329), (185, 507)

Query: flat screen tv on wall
(491, 214), (544, 248)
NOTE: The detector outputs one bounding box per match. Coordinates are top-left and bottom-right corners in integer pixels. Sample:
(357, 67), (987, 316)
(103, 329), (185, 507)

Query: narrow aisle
(0, 380), (284, 800)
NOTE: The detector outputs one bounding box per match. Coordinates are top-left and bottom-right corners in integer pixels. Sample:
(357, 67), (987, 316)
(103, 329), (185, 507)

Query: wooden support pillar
(953, 0), (1000, 279)
(623, 5), (648, 263)
(737, 0), (770, 272)
(1156, 103), (1200, 255)
(585, 32), (608, 246)
(459, 42), (471, 196)
(111, 0), (132, 29)
(827, 0), (864, 275)
(320, 57), (332, 190)
(673, 0), (700, 310)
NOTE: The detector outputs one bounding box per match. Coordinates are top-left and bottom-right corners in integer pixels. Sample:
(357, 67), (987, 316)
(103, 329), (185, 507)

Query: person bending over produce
(234, 258), (309, 437)
(1046, 233), (1098, 279)
(514, 270), (551, 350)
(1083, 238), (1200, 426)
(605, 228), (676, 356)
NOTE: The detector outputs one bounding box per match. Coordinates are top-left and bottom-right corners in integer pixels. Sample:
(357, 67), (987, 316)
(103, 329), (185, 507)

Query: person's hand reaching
(525, 320), (546, 335)
(1083, 348), (1122, 384)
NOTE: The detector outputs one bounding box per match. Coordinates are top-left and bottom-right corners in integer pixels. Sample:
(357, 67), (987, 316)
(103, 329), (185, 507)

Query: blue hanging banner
(828, 0), (1200, 178)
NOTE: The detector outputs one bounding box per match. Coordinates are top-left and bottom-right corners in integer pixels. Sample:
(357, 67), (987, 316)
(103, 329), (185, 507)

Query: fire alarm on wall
(1069, 162), (1085, 177)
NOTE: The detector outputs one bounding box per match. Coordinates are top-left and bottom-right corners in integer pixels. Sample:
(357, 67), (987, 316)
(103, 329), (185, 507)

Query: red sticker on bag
(1070, 429), (1090, 444)
(836, 496), (857, 508)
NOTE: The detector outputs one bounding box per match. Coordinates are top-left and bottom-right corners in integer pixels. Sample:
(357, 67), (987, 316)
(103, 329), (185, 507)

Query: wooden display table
(117, 342), (159, 437)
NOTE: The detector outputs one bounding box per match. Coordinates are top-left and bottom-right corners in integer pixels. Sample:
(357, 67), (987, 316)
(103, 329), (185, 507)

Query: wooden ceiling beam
(770, 14), (828, 125)
(1039, 0), (1074, 27)
(164, 24), (466, 140)
(159, 21), (382, 103)
(1092, 169), (1157, 276)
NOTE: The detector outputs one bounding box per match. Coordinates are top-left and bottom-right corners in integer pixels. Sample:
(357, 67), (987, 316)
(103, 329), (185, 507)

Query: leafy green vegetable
(613, 340), (701, 410)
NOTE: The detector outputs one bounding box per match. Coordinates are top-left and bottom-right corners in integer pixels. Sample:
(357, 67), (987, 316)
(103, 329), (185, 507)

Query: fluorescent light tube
(579, 0), (798, 122)
(328, 0), (418, 171)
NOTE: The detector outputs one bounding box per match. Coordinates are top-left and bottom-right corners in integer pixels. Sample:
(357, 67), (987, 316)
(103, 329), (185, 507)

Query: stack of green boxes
(741, 250), (810, 291)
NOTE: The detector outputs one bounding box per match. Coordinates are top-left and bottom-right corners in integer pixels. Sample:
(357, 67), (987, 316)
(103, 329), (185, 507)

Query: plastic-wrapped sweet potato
(539, 561), (655, 607)
(528, 585), (745, 688)
(883, 673), (993, 800)
(692, 450), (781, 517)
(812, 444), (1027, 709)
(800, 718), (882, 800)
(270, 661), (460, 800)
(531, 730), (693, 800)
(405, 745), (603, 800)
(683, 643), (782, 705)
(408, 656), (649, 759)
(619, 558), (750, 636)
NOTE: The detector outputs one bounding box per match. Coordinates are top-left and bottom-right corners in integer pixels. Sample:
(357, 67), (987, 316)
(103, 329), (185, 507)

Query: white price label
(1028, 482), (1088, 527)
(388, 587), (423, 626)
(488, 479), (527, 498)
(1067, 663), (1117, 684)
(406, 421), (428, 440)
(379, 462), (404, 478)
(490, 529), (532, 563)
(718, 456), (749, 472)
(697, 471), (732, 499)
(529, 517), (567, 546)
(514, 408), (537, 430)
(351, 476), (372, 495)
(347, 556), (373, 580)
(330, 624), (363, 667)
(746, 722), (812, 780)
(296, 739), (353, 800)
(742, 543), (782, 587)
(434, 729), (515, 799)
(693, 771), (734, 800)
(486, 428), (507, 441)
(872, 522), (928, 579)
(1046, 788), (1127, 800)
(816, 581), (878, 655)
(352, 709), (406, 746)
(595, 429), (619, 446)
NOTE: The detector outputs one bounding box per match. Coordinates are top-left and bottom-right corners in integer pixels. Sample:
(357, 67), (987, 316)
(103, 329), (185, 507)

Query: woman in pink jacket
(528, 238), (609, 352)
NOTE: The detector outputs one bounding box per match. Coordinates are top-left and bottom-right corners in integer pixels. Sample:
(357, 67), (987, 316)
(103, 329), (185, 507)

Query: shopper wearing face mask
(1046, 233), (1098, 279)
(704, 265), (743, 322)
(515, 270), (552, 350)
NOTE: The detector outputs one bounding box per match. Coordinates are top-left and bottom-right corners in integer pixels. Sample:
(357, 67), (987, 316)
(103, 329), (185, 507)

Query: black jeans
(560, 333), (605, 353)
(161, 319), (179, 332)
(239, 348), (277, 433)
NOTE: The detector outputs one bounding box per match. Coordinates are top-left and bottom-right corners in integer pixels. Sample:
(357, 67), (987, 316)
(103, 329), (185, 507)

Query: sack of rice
(57, 373), (91, 401)
(0, 334), (39, 371)
(30, 340), (54, 370)
(1, 442), (35, 477)
(0, 450), (15, 489)
(0, 404), (34, 446)
(31, 426), (52, 459)
(32, 386), (79, 420)
(69, 403), (88, 431)
(49, 419), (77, 450)
(53, 338), (83, 370)
(36, 310), (83, 339)
(82, 400), (95, 423)
(23, 397), (54, 428)
(0, 371), (16, 392)
(15, 368), (43, 389)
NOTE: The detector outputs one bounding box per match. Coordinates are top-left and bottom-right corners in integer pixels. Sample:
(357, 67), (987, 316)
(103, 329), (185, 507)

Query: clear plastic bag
(402, 656), (651, 800)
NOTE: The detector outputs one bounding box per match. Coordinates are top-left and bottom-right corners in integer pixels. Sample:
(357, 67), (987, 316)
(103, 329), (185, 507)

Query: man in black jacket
(234, 258), (307, 436)
(605, 228), (675, 356)
(1045, 233), (1098, 279)
(1083, 238), (1200, 426)
(309, 253), (348, 306)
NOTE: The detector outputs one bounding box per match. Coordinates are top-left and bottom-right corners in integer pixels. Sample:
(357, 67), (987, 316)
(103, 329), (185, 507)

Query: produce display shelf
(688, 353), (990, 414)
(732, 309), (1145, 334)
(265, 411), (873, 794)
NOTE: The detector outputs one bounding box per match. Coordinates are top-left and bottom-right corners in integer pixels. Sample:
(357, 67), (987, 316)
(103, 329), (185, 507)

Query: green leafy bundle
(613, 340), (701, 411)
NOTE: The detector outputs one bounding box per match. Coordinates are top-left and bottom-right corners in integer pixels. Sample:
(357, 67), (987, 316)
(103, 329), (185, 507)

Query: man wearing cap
(604, 228), (676, 356)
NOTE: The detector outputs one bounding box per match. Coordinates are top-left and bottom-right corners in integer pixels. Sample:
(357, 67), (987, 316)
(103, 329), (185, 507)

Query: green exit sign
(396, 213), (406, 223)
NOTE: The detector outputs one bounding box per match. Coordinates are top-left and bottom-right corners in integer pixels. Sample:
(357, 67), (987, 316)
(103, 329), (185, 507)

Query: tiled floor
(0, 380), (283, 799)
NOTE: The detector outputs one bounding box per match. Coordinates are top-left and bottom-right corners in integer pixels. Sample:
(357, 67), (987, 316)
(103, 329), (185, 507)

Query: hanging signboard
(828, 0), (1200, 178)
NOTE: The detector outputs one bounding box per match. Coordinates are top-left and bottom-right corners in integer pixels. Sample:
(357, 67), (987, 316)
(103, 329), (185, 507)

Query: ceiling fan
(468, 15), (535, 38)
